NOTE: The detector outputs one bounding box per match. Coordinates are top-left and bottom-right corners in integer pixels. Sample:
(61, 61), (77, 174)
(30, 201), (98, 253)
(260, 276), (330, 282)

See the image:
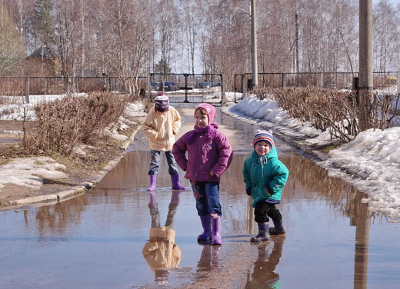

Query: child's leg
(147, 150), (161, 191)
(204, 182), (222, 245)
(251, 202), (270, 242)
(165, 151), (179, 175)
(193, 182), (212, 243)
(148, 150), (161, 175)
(267, 206), (285, 235)
(165, 151), (186, 190)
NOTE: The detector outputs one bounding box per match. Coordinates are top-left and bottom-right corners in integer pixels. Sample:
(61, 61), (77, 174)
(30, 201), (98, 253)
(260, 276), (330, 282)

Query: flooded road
(0, 104), (399, 289)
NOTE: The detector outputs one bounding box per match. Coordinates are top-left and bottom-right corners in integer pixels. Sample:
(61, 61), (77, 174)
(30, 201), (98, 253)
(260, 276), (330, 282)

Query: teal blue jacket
(243, 147), (289, 207)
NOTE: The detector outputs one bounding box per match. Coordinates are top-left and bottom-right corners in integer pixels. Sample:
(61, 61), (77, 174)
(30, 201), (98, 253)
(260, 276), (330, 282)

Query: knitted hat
(154, 93), (169, 112)
(196, 103), (216, 124)
(252, 130), (274, 148)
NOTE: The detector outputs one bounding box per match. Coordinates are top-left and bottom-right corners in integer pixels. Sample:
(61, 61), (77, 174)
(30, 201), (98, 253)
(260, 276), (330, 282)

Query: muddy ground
(0, 118), (142, 208)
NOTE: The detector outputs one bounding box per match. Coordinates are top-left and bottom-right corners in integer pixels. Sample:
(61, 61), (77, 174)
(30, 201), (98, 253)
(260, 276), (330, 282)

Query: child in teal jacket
(243, 130), (289, 242)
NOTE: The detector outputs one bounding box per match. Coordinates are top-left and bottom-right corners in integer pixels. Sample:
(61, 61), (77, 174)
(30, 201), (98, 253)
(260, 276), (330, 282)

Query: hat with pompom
(154, 92), (169, 112)
(252, 130), (274, 148)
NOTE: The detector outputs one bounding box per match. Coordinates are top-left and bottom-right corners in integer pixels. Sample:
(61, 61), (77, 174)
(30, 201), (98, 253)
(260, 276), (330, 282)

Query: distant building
(27, 44), (61, 76)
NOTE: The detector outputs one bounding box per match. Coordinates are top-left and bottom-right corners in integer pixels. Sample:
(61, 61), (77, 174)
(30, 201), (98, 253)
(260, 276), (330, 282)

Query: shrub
(254, 86), (400, 143)
(23, 92), (128, 155)
(254, 86), (358, 142)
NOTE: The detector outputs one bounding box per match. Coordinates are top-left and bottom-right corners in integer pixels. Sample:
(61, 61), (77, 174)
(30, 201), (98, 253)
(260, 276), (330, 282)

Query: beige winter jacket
(142, 106), (181, 151)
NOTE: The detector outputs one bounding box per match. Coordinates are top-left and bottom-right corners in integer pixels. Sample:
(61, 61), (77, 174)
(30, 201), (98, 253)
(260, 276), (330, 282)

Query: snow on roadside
(227, 94), (400, 220)
(0, 157), (68, 192)
(0, 96), (146, 193)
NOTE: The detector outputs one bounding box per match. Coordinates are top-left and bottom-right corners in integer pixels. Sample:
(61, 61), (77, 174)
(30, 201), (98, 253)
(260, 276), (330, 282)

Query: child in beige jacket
(142, 92), (186, 191)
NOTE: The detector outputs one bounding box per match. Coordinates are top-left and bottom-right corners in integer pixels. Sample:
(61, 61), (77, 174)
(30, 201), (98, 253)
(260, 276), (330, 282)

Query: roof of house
(28, 45), (58, 59)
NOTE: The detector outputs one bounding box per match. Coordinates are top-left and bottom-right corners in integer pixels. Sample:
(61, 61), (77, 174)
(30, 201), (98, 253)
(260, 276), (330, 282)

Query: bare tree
(373, 0), (400, 72)
(94, 0), (153, 96)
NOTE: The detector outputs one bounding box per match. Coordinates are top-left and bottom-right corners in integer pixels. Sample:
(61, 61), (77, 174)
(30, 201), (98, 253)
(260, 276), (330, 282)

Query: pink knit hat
(196, 103), (216, 124)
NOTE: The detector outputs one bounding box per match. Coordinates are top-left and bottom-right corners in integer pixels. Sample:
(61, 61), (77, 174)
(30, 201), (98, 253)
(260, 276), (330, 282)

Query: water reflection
(142, 191), (182, 284)
(197, 245), (221, 272)
(33, 195), (89, 234)
(245, 236), (285, 289)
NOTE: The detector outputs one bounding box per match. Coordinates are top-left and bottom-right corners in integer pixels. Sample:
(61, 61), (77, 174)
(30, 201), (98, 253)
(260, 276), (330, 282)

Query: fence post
(320, 73), (324, 87)
(398, 71), (400, 94)
(282, 73), (287, 87)
(183, 73), (189, 103)
(24, 76), (30, 104)
(220, 74), (226, 106)
(65, 76), (70, 94)
(241, 74), (246, 99)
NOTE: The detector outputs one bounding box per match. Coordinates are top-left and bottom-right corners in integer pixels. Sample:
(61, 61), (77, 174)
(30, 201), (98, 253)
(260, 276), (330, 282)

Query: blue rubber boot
(251, 222), (269, 242)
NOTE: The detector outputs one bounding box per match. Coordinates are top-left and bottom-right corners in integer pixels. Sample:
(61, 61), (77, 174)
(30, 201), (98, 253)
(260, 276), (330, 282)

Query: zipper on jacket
(194, 134), (204, 178)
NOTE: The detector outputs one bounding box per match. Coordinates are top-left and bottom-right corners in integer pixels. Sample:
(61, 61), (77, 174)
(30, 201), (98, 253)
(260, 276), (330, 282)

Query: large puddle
(0, 104), (399, 289)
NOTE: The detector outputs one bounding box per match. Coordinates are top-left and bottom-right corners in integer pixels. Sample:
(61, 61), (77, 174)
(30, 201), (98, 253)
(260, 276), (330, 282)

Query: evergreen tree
(33, 0), (54, 46)
(154, 59), (172, 75)
(0, 4), (23, 73)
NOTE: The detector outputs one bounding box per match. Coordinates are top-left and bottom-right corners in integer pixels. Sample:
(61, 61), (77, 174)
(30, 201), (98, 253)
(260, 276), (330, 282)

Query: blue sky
(373, 0), (400, 6)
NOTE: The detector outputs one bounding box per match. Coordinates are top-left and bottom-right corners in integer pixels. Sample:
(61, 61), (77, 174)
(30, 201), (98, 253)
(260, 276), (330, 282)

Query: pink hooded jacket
(172, 103), (233, 182)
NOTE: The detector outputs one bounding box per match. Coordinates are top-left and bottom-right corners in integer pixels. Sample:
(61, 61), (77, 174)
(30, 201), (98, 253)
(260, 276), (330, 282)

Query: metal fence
(149, 73), (224, 104)
(0, 76), (148, 103)
(234, 71), (398, 101)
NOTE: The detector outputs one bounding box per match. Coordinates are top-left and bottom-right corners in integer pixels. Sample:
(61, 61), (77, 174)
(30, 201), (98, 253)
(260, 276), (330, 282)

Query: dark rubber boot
(147, 175), (156, 191)
(251, 222), (270, 242)
(211, 216), (222, 245)
(269, 219), (285, 235)
(198, 215), (212, 243)
(171, 174), (186, 190)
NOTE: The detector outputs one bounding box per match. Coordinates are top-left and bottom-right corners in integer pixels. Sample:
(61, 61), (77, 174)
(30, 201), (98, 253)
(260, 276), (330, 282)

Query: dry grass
(0, 92), (140, 180)
(254, 86), (400, 143)
(22, 92), (128, 155)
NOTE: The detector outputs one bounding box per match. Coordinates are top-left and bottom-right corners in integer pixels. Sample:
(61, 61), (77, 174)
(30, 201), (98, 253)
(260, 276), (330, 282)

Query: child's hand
(246, 186), (252, 196)
(209, 170), (215, 177)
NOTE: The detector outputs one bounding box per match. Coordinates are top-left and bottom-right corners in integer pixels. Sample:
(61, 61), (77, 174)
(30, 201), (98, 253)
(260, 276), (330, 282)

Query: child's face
(255, 141), (271, 156)
(194, 110), (209, 128)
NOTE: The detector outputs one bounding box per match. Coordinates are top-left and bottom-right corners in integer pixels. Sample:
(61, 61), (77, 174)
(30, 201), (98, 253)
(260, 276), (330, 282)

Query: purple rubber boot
(211, 216), (222, 245)
(171, 174), (186, 190)
(198, 215), (212, 243)
(147, 175), (156, 191)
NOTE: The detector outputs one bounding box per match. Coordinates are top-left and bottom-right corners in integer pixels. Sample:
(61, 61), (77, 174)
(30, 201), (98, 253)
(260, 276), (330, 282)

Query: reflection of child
(172, 103), (232, 245)
(142, 92), (186, 191)
(142, 191), (182, 284)
(243, 130), (289, 242)
(245, 237), (285, 289)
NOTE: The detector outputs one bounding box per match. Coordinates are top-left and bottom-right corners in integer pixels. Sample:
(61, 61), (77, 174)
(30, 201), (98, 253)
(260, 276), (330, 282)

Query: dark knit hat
(154, 93), (169, 112)
(252, 130), (274, 148)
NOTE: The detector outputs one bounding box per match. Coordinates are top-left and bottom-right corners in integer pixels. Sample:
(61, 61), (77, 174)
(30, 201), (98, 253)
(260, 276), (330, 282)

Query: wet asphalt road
(0, 104), (399, 289)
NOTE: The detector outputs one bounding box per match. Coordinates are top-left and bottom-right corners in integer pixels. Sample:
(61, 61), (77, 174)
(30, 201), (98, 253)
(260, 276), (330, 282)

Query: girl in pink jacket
(172, 103), (232, 245)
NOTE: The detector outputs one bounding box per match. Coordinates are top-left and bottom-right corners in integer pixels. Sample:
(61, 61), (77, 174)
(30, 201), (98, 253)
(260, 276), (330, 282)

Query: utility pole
(358, 0), (373, 131)
(250, 0), (258, 90)
(295, 12), (299, 73)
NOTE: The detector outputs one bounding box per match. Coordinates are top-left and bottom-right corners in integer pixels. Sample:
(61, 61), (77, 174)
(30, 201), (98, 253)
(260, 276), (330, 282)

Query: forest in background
(1, 0), (399, 92)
